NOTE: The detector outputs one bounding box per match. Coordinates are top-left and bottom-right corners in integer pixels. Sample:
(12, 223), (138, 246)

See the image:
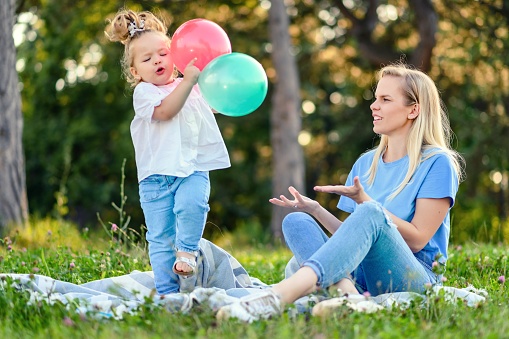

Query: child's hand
(182, 58), (200, 85)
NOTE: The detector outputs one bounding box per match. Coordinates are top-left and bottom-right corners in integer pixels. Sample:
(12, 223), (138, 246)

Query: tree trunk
(268, 0), (305, 240)
(335, 0), (437, 72)
(0, 0), (28, 230)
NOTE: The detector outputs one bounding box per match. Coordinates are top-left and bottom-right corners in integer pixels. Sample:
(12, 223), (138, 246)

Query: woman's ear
(408, 104), (420, 120)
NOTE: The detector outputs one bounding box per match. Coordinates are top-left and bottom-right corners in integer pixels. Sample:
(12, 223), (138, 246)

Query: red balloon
(170, 19), (232, 73)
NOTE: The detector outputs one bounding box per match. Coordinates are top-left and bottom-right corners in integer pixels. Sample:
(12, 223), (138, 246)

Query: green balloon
(198, 52), (268, 117)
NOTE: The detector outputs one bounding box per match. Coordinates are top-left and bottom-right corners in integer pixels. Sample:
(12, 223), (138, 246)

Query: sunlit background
(10, 0), (509, 244)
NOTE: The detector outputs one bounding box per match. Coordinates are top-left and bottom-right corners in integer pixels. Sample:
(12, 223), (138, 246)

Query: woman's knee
(282, 212), (314, 235)
(283, 211), (308, 227)
(356, 201), (394, 225)
(355, 200), (382, 215)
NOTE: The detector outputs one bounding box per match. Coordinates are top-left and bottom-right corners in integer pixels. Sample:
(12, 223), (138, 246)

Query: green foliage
(8, 216), (84, 250)
(18, 0), (139, 228)
(1, 221), (151, 290)
(14, 0), (509, 242)
(0, 221), (509, 337)
(16, 0), (275, 234)
(432, 0), (509, 242)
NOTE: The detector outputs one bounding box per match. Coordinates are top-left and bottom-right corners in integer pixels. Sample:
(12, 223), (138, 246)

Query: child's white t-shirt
(131, 79), (231, 182)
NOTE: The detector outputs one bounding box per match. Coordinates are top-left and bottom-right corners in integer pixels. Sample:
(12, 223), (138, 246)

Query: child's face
(129, 32), (174, 86)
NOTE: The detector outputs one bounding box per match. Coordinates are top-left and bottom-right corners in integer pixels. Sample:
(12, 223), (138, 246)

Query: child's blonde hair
(105, 9), (171, 87)
(366, 64), (465, 199)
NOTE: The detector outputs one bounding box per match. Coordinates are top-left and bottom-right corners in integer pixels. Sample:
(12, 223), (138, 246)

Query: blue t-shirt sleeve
(417, 154), (459, 207)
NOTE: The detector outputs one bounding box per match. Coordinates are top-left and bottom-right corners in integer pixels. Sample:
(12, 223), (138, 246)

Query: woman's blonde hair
(366, 64), (465, 199)
(105, 9), (172, 87)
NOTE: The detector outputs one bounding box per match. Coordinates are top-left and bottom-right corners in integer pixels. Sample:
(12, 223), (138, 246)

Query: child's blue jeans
(139, 171), (210, 294)
(282, 201), (438, 295)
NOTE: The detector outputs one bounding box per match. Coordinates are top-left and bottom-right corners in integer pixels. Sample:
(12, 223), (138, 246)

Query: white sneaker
(216, 290), (282, 323)
(312, 294), (383, 316)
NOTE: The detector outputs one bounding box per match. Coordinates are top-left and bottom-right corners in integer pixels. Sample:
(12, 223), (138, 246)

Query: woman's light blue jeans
(283, 201), (438, 295)
(139, 171), (210, 294)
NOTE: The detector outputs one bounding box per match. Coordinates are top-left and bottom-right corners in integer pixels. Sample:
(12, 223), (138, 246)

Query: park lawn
(0, 226), (508, 339)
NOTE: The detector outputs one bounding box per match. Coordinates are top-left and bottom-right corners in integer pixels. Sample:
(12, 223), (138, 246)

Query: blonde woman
(217, 64), (464, 322)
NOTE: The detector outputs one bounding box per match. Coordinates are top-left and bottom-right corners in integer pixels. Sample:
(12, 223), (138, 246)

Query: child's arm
(152, 58), (200, 121)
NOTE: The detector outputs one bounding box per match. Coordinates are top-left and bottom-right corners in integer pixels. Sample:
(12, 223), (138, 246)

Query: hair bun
(105, 9), (168, 45)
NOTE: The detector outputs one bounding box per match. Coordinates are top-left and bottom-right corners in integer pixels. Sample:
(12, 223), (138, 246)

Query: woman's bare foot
(331, 278), (360, 295)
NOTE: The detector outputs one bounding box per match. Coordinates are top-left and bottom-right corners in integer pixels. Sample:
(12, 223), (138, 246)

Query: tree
(268, 0), (305, 239)
(12, 0), (509, 243)
(16, 0), (277, 236)
(334, 0), (437, 71)
(0, 0), (28, 231)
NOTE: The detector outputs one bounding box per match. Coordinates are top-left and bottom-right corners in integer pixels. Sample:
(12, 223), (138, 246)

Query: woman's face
(129, 32), (174, 86)
(370, 75), (418, 138)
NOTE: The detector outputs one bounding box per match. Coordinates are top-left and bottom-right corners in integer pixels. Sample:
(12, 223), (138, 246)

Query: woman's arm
(385, 198), (450, 253)
(269, 186), (343, 234)
(315, 175), (451, 253)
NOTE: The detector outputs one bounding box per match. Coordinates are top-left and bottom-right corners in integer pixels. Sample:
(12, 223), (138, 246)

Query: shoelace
(244, 293), (280, 315)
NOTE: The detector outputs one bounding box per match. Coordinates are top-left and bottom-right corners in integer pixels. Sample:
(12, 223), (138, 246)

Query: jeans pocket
(139, 176), (163, 202)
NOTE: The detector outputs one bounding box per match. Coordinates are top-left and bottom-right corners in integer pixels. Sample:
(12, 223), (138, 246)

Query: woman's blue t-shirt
(337, 149), (459, 266)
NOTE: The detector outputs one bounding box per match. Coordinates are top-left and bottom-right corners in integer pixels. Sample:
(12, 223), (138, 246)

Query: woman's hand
(314, 176), (372, 204)
(270, 186), (344, 233)
(269, 186), (320, 214)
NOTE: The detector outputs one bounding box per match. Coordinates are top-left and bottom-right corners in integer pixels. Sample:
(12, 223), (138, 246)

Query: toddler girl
(106, 9), (230, 294)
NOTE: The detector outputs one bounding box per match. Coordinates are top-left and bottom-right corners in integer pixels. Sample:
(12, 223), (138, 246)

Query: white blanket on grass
(0, 239), (487, 319)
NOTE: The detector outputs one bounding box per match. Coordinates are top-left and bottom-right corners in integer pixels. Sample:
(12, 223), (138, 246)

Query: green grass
(0, 224), (508, 339)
